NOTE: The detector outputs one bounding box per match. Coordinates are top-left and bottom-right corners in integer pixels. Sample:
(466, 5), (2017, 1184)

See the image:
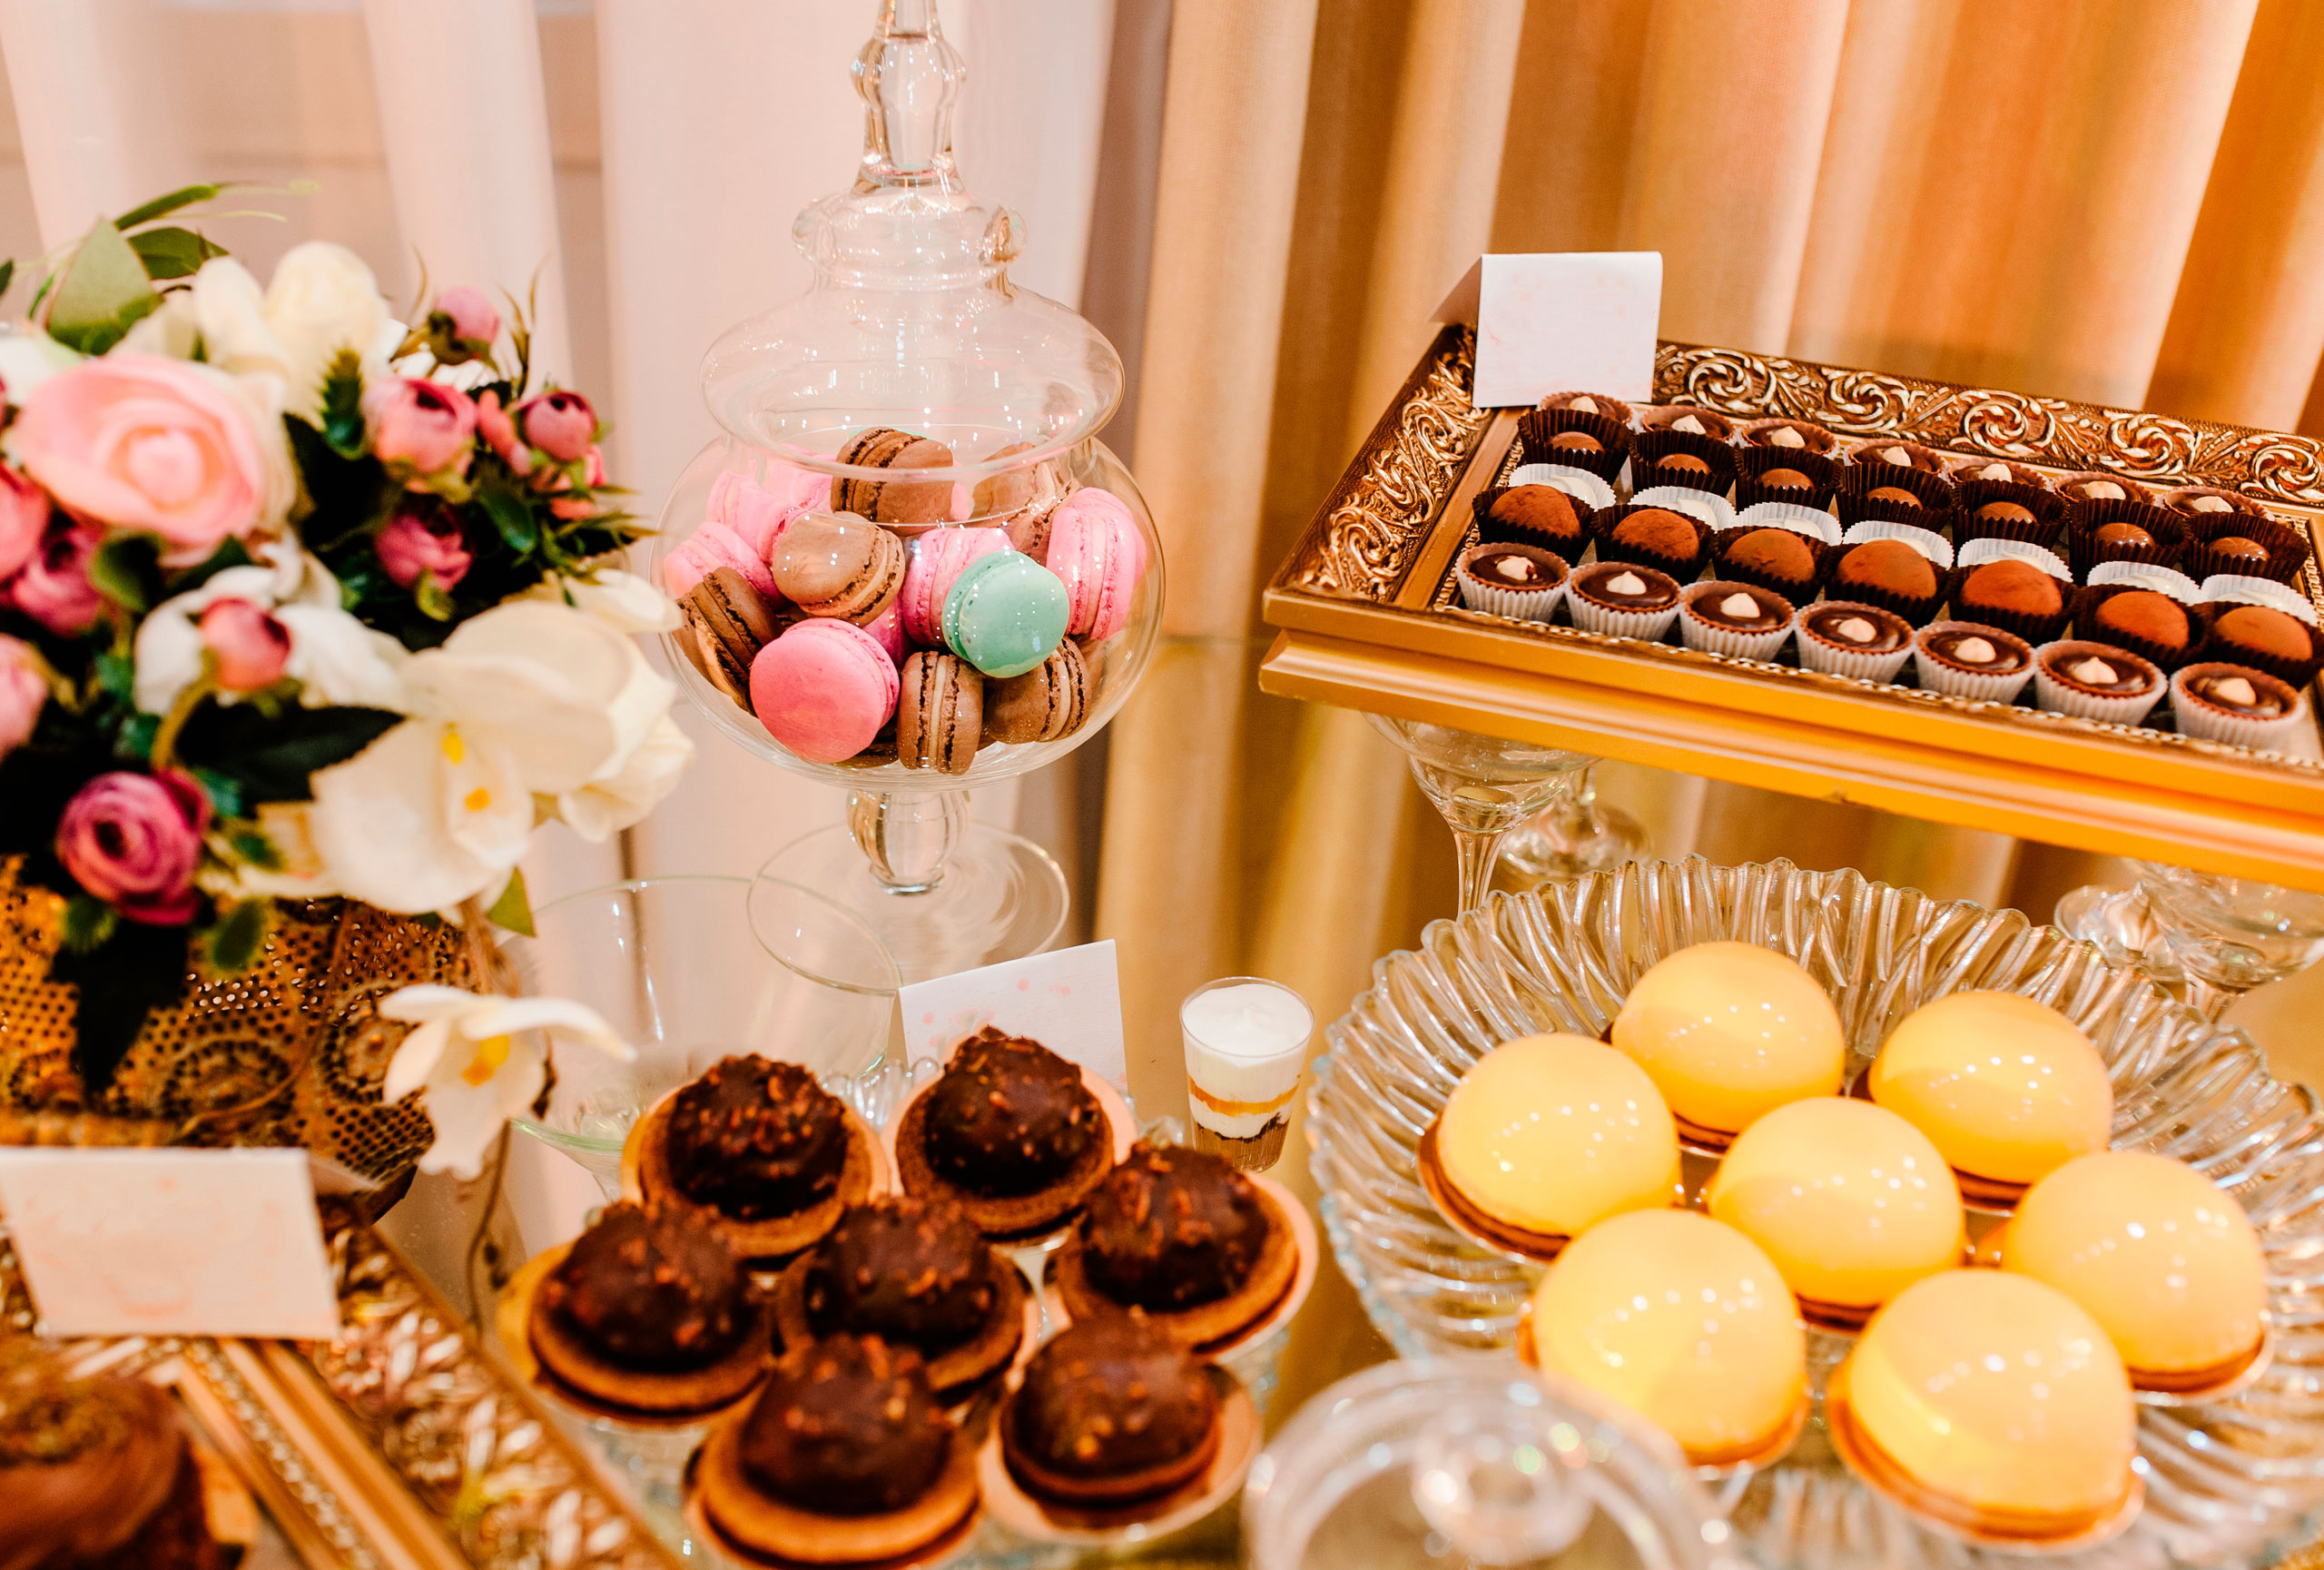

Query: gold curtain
(1096, 0), (2324, 1401)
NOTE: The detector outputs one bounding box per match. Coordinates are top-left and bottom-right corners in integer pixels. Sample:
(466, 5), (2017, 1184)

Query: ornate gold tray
(1260, 328), (2324, 889)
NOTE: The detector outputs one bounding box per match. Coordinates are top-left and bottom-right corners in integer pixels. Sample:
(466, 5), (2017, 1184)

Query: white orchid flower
(380, 984), (635, 1179)
(556, 712), (694, 841)
(518, 568), (682, 636)
(133, 541), (407, 714)
(303, 599), (682, 913)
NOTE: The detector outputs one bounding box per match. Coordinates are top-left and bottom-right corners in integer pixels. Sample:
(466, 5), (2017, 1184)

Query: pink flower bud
(518, 390), (596, 464)
(0, 465), (47, 581)
(433, 286), (499, 348)
(362, 377), (477, 480)
(375, 508), (473, 590)
(56, 769), (210, 924)
(8, 522), (104, 636)
(199, 597), (292, 690)
(0, 636), (44, 761)
(474, 389), (532, 476)
(547, 445), (606, 520)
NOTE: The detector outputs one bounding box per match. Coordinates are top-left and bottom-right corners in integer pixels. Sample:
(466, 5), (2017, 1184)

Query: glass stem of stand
(848, 789), (968, 894)
(1453, 827), (1507, 916)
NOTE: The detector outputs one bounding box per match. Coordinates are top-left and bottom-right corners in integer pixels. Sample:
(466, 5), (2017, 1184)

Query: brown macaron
(2212, 604), (2313, 664)
(984, 639), (1091, 746)
(1725, 527), (1816, 583)
(1959, 558), (2063, 619)
(836, 427), (958, 524)
(1610, 508), (1699, 560)
(771, 512), (908, 624)
(1835, 538), (1937, 601)
(2092, 589), (2189, 652)
(897, 651), (983, 774)
(681, 565), (782, 703)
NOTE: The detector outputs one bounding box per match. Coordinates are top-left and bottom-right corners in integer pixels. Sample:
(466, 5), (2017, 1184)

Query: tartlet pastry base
(886, 1069), (1135, 1239)
(623, 1094), (882, 1261)
(771, 1244), (1028, 1401)
(980, 1368), (1257, 1544)
(1514, 1315), (1808, 1474)
(1414, 1120), (1572, 1265)
(689, 1417), (980, 1567)
(497, 1245), (773, 1427)
(1825, 1358), (2142, 1550)
(1049, 1171), (1318, 1354)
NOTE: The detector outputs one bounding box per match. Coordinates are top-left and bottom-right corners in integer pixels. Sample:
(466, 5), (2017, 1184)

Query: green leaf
(89, 534), (161, 613)
(46, 219), (158, 352)
(282, 414), (389, 549)
(415, 570), (457, 621)
(477, 482), (540, 555)
(117, 710), (159, 763)
(320, 347), (365, 455)
(486, 868), (534, 937)
(95, 651), (137, 705)
(61, 894), (117, 954)
(187, 765), (244, 821)
(114, 183), (230, 231)
(203, 898), (271, 973)
(171, 537), (253, 596)
(127, 225), (227, 281)
(0, 259), (16, 301)
(229, 828), (282, 871)
(172, 704), (402, 803)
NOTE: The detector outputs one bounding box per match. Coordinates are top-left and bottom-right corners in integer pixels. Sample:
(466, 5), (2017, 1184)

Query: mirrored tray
(1308, 856), (2324, 1570)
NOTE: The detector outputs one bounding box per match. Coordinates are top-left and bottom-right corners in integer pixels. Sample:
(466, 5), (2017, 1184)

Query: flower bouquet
(0, 185), (687, 1170)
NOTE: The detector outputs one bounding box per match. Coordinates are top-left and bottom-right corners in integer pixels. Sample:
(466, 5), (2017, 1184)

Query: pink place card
(1438, 252), (1663, 408)
(899, 940), (1128, 1089)
(0, 1149), (341, 1339)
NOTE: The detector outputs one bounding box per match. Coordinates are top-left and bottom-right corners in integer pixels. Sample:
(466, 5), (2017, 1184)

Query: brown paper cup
(1518, 408), (1630, 482)
(1846, 437), (1949, 476)
(2072, 581), (2200, 673)
(2181, 512), (2310, 586)
(2191, 598), (2324, 687)
(1474, 485), (1594, 559)
(1738, 416), (1837, 456)
(1952, 478), (2068, 550)
(2065, 499), (2186, 578)
(2053, 470), (2156, 509)
(1539, 390), (1635, 427)
(1590, 500), (1711, 581)
(1837, 463), (1955, 528)
(1630, 428), (1735, 494)
(1735, 445), (1841, 509)
(1637, 403), (1734, 441)
(1946, 552), (2074, 647)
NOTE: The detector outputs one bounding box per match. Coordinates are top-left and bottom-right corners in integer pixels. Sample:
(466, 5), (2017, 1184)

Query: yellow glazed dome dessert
(1868, 992), (2112, 1193)
(1522, 1210), (1807, 1467)
(1424, 1033), (1679, 1259)
(1610, 942), (1846, 1141)
(1705, 1097), (1964, 1327)
(1834, 1269), (2137, 1543)
(2002, 1150), (2268, 1390)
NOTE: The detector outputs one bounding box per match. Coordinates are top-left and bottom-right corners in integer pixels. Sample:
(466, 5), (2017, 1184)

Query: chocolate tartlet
(635, 1054), (877, 1258)
(0, 1370), (235, 1570)
(1922, 625), (2030, 676)
(1690, 587), (1790, 633)
(694, 1335), (980, 1566)
(2034, 642), (2163, 723)
(2162, 486), (2260, 519)
(1834, 539), (1937, 602)
(1802, 604), (1908, 653)
(1854, 440), (1942, 473)
(1485, 485), (1586, 546)
(1000, 1314), (1222, 1509)
(527, 1201), (773, 1418)
(2181, 666), (2297, 718)
(1567, 562), (1681, 638)
(899, 1029), (1116, 1236)
(1057, 1143), (1300, 1348)
(776, 1196), (1027, 1398)
(1466, 544), (1563, 588)
(2043, 648), (2156, 694)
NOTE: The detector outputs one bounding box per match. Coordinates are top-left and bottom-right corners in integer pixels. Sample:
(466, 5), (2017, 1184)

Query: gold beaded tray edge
(1260, 325), (2324, 890)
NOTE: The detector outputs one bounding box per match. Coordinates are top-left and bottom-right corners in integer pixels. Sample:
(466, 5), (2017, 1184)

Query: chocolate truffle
(805, 1196), (997, 1349)
(921, 1029), (1103, 1197)
(1610, 508), (1698, 560)
(1655, 452), (1712, 476)
(2211, 535), (2270, 562)
(667, 1056), (849, 1220)
(1803, 605), (1907, 651)
(1959, 559), (2063, 619)
(1727, 528), (1816, 582)
(1975, 500), (2036, 527)
(1758, 468), (1814, 491)
(2213, 605), (2313, 664)
(1080, 1143), (1270, 1312)
(1003, 1315), (1220, 1506)
(541, 1202), (751, 1369)
(2092, 590), (2189, 651)
(1866, 486), (1923, 509)
(2093, 521), (2154, 549)
(1487, 484), (1583, 541)
(741, 1337), (950, 1516)
(1835, 538), (1937, 601)
(0, 1372), (219, 1570)
(1547, 430), (1603, 454)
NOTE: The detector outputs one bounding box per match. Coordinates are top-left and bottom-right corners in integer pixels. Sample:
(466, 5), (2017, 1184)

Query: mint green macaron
(941, 550), (1069, 678)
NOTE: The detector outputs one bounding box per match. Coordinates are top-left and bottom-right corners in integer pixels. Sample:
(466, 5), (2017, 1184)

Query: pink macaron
(708, 466), (824, 563)
(863, 598), (908, 667)
(899, 527), (1010, 646)
(1045, 488), (1143, 640)
(665, 518), (779, 602)
(748, 619), (899, 764)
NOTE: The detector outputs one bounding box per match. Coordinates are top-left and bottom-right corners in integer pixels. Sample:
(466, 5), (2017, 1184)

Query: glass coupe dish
(1308, 856), (2324, 1570)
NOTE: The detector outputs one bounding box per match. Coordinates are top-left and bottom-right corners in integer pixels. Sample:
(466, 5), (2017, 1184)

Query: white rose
(190, 257), (293, 401)
(0, 328), (82, 406)
(262, 242), (393, 421)
(116, 290), (200, 360)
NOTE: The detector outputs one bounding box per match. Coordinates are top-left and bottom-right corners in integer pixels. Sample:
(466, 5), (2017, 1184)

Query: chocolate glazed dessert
(692, 1335), (980, 1567)
(1000, 1313), (1223, 1511)
(898, 1028), (1117, 1235)
(634, 1054), (878, 1259)
(525, 1200), (774, 1419)
(773, 1195), (1028, 1399)
(1055, 1142), (1301, 1349)
(1, 1371), (238, 1570)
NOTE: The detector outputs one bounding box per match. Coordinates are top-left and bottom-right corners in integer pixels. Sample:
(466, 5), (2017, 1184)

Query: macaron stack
(666, 428), (1148, 775)
(1457, 396), (2321, 756)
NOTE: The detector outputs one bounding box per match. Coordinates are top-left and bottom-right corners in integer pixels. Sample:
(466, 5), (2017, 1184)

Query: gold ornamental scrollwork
(1284, 327), (1491, 599)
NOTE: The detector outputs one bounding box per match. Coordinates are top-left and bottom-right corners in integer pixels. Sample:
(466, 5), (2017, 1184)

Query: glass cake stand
(1307, 856), (2324, 1570)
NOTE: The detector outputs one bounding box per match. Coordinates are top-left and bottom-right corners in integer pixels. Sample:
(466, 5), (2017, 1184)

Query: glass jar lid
(700, 0), (1124, 481)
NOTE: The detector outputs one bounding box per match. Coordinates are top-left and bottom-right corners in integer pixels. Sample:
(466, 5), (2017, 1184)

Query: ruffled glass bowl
(1308, 857), (2324, 1570)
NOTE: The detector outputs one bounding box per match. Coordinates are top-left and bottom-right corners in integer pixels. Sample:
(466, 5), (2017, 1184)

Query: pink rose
(14, 355), (272, 567)
(9, 523), (103, 636)
(517, 390), (596, 463)
(199, 598), (291, 690)
(0, 465), (47, 581)
(375, 507), (472, 590)
(433, 286), (499, 348)
(56, 770), (210, 924)
(0, 637), (44, 760)
(362, 377), (477, 480)
(547, 445), (606, 520)
(474, 390), (532, 476)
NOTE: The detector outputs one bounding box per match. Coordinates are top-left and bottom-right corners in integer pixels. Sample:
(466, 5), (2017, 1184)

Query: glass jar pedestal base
(1496, 762), (1650, 885)
(766, 812), (1068, 985)
(2056, 864), (2324, 1021)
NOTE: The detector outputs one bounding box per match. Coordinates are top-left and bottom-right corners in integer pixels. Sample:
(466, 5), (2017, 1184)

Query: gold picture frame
(1, 1204), (684, 1570)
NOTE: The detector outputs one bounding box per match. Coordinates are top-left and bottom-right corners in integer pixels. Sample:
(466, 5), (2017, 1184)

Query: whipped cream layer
(1182, 981), (1312, 1136)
